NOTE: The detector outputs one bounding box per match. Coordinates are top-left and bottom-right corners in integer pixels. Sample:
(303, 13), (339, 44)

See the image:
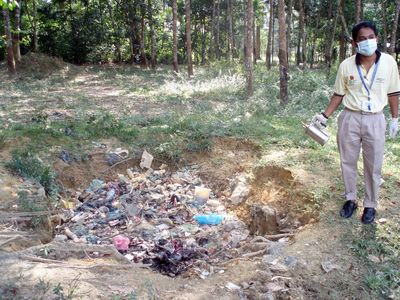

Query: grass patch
(6, 148), (58, 196)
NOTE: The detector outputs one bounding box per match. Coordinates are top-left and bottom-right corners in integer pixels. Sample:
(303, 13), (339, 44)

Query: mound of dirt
(16, 52), (79, 79)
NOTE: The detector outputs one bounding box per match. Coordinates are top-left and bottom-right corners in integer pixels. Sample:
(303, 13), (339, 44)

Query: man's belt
(344, 108), (383, 115)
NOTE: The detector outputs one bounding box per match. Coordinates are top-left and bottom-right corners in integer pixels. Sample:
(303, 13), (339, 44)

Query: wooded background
(1, 0), (400, 100)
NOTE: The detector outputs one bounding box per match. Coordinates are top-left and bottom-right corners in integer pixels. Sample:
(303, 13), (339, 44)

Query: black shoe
(361, 208), (376, 224)
(340, 200), (357, 218)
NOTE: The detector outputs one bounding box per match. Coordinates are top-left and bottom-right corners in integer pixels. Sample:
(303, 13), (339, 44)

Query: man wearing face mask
(311, 21), (400, 224)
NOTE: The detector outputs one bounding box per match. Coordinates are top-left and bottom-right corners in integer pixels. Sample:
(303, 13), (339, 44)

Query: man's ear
(351, 40), (357, 48)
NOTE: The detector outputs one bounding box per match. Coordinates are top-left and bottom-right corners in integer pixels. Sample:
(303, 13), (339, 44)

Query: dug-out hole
(232, 165), (318, 236)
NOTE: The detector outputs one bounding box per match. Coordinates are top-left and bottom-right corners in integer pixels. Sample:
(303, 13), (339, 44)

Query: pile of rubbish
(57, 152), (250, 277)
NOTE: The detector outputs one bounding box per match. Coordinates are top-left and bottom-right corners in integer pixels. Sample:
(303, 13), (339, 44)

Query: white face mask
(357, 39), (377, 56)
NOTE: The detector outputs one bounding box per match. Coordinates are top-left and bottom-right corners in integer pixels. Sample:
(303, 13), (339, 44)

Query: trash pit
(232, 165), (318, 235)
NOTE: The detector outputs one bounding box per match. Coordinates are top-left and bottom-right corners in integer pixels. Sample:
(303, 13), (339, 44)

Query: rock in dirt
(321, 260), (339, 273)
(230, 181), (250, 205)
(225, 282), (241, 291)
(249, 204), (278, 235)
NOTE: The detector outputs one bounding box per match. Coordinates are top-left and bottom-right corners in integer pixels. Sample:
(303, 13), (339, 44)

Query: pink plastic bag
(113, 235), (130, 251)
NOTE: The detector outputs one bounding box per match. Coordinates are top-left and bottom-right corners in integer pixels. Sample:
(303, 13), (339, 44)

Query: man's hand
(389, 118), (398, 138)
(312, 113), (328, 127)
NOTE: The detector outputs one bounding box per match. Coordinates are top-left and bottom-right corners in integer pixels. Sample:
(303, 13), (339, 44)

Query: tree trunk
(201, 17), (206, 64)
(12, 0), (21, 62)
(324, 2), (339, 70)
(338, 0), (347, 61)
(33, 0), (38, 52)
(245, 0), (253, 97)
(389, 0), (400, 55)
(255, 25), (261, 60)
(381, 0), (388, 53)
(140, 12), (148, 68)
(3, 8), (16, 74)
(355, 0), (361, 24)
(210, 0), (216, 60)
(286, 0), (293, 63)
(172, 0), (179, 72)
(216, 0), (220, 59)
(227, 0), (233, 60)
(302, 10), (307, 67)
(278, 0), (289, 105)
(297, 0), (305, 67)
(253, 15), (256, 63)
(148, 0), (156, 69)
(107, 1), (122, 62)
(266, 0), (273, 69)
(185, 0), (193, 76)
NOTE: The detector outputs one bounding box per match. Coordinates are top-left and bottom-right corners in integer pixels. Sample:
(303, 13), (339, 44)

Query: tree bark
(227, 0), (233, 60)
(245, 0), (253, 97)
(266, 0), (273, 69)
(216, 0), (220, 59)
(210, 0), (216, 60)
(324, 2), (339, 70)
(355, 0), (361, 24)
(107, 0), (122, 62)
(255, 25), (261, 60)
(278, 0), (288, 105)
(389, 0), (400, 55)
(381, 0), (388, 53)
(185, 0), (193, 76)
(172, 0), (179, 72)
(140, 11), (148, 69)
(12, 0), (21, 62)
(286, 0), (293, 63)
(3, 8), (16, 74)
(148, 0), (157, 69)
(296, 0), (305, 67)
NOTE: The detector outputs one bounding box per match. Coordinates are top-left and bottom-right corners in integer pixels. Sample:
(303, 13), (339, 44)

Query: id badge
(361, 100), (377, 112)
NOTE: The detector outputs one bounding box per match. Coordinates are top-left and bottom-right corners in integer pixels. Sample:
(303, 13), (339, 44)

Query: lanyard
(356, 60), (379, 102)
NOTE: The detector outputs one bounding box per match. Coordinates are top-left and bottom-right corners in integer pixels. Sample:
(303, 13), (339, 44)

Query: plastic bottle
(193, 214), (224, 225)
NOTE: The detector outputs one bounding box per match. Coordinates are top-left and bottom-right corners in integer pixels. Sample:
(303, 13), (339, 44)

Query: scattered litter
(367, 255), (381, 264)
(193, 214), (224, 225)
(57, 165), (249, 277)
(225, 282), (241, 291)
(139, 150), (153, 169)
(321, 260), (339, 273)
(113, 235), (130, 251)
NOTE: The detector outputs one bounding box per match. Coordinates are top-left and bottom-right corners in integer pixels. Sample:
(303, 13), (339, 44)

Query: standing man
(312, 21), (400, 224)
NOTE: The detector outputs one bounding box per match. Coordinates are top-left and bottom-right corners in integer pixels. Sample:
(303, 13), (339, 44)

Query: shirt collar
(355, 50), (381, 65)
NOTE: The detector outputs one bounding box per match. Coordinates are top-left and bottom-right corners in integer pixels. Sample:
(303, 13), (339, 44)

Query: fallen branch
(101, 157), (136, 174)
(241, 248), (267, 258)
(264, 233), (294, 240)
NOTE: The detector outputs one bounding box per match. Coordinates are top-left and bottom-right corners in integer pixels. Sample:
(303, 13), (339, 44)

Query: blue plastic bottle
(193, 214), (224, 225)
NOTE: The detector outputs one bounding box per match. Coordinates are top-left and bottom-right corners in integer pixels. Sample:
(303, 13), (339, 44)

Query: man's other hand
(312, 113), (328, 127)
(389, 118), (398, 138)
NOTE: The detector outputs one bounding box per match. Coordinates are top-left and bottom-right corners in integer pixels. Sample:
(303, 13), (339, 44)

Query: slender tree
(266, 0), (274, 69)
(296, 0), (305, 67)
(381, 0), (388, 53)
(388, 0), (400, 55)
(278, 0), (288, 105)
(172, 0), (179, 72)
(2, 4), (16, 74)
(185, 0), (193, 76)
(12, 0), (21, 62)
(227, 0), (234, 60)
(148, 0), (157, 69)
(245, 0), (253, 97)
(140, 7), (148, 69)
(355, 0), (362, 24)
(286, 0), (293, 62)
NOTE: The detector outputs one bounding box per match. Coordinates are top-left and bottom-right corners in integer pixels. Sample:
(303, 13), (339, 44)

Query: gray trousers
(337, 109), (386, 208)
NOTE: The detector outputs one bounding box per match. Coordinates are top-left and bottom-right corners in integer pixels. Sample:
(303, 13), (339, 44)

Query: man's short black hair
(352, 21), (378, 41)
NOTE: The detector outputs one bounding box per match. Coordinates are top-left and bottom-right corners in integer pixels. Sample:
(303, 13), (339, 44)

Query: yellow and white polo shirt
(333, 52), (400, 112)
